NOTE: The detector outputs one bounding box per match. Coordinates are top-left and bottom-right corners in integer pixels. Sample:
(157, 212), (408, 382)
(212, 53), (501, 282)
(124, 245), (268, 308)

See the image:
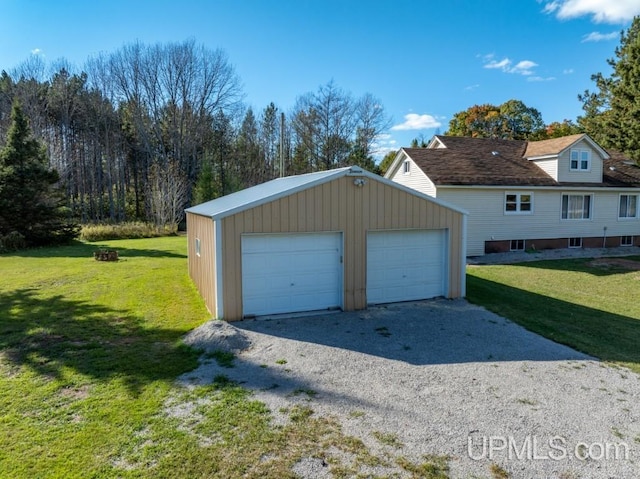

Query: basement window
(195, 238), (201, 257)
(568, 237), (582, 248)
(510, 239), (525, 251)
(621, 236), (634, 246)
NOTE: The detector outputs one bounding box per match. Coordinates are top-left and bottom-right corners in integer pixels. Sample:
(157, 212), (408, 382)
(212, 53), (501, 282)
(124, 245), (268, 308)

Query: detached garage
(186, 166), (467, 321)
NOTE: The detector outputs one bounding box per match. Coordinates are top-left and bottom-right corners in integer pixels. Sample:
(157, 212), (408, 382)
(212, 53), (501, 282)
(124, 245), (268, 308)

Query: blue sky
(1, 0), (639, 156)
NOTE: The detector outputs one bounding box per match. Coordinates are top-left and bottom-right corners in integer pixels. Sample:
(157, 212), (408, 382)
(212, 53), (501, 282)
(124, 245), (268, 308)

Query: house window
(619, 194), (638, 219)
(403, 160), (411, 174)
(621, 235), (634, 246)
(195, 238), (201, 257)
(505, 192), (532, 214)
(568, 237), (582, 248)
(510, 239), (525, 251)
(570, 149), (590, 171)
(561, 194), (592, 220)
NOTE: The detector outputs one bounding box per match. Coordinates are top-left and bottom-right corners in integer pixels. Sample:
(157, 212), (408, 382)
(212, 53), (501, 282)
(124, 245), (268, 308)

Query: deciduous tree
(446, 100), (544, 139)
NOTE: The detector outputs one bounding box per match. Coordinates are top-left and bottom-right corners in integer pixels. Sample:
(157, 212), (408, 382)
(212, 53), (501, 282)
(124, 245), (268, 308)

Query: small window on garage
(568, 237), (582, 248)
(195, 238), (201, 257)
(621, 235), (633, 246)
(403, 160), (411, 174)
(510, 239), (525, 251)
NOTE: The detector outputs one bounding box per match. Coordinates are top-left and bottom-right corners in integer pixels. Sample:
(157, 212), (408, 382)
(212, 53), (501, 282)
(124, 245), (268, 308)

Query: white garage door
(242, 232), (342, 316)
(367, 229), (445, 304)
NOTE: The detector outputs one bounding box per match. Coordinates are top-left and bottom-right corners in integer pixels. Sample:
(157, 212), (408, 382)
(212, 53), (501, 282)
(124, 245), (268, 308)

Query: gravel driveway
(180, 299), (640, 479)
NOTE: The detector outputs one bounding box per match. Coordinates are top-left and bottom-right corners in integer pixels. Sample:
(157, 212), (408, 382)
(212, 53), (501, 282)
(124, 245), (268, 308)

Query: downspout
(461, 214), (468, 297)
(602, 226), (607, 249)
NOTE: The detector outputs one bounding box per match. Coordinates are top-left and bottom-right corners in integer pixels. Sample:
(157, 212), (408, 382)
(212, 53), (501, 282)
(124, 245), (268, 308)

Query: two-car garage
(186, 166), (466, 320)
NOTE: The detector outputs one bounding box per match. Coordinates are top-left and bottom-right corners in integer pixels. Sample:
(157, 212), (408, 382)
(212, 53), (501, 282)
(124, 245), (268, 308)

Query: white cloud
(527, 76), (557, 82)
(465, 84), (480, 91)
(543, 0), (640, 23)
(391, 113), (441, 131)
(563, 68), (575, 74)
(511, 60), (538, 75)
(581, 31), (619, 42)
(482, 56), (539, 75)
(31, 48), (44, 56)
(484, 58), (511, 70)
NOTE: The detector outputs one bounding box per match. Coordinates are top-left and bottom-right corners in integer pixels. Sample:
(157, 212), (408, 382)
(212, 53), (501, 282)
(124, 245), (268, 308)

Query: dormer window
(570, 149), (590, 171)
(403, 160), (411, 174)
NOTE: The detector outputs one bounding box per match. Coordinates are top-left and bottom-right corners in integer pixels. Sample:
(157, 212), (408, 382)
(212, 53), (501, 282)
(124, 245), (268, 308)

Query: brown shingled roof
(603, 150), (640, 187)
(523, 134), (585, 158)
(404, 136), (556, 187)
(403, 135), (640, 188)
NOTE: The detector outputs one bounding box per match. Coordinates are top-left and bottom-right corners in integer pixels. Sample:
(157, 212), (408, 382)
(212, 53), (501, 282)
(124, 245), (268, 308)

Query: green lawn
(467, 256), (640, 375)
(0, 237), (446, 479)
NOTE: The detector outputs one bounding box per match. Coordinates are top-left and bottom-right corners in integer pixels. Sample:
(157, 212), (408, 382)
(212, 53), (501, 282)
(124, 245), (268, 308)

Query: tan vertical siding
(186, 212), (217, 315)
(213, 175), (464, 320)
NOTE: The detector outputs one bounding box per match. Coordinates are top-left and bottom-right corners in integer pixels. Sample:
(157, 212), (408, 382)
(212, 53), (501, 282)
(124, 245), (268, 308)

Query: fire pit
(93, 250), (119, 261)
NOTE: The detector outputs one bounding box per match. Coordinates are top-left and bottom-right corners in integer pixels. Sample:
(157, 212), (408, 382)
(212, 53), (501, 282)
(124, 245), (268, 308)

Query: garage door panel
(242, 233), (342, 316)
(367, 229), (445, 305)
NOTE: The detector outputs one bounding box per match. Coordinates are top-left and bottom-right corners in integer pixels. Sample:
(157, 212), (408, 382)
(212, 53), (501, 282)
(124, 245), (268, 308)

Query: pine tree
(0, 100), (78, 247)
(579, 17), (640, 160)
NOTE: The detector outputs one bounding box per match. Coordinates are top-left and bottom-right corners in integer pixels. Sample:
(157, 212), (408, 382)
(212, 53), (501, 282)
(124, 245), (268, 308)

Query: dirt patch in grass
(58, 384), (91, 400)
(587, 258), (640, 271)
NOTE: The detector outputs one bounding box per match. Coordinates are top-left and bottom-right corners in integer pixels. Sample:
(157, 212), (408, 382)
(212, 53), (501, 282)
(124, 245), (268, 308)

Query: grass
(489, 463), (510, 479)
(2, 237), (437, 478)
(396, 455), (450, 478)
(372, 430), (403, 448)
(0, 237), (208, 477)
(205, 350), (236, 368)
(80, 222), (177, 241)
(467, 257), (640, 374)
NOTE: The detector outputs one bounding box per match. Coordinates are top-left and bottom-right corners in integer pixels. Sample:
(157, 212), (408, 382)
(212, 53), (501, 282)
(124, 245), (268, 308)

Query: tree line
(0, 40), (389, 229)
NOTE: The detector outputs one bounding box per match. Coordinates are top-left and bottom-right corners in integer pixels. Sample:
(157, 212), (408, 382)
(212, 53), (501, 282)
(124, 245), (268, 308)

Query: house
(185, 165), (467, 320)
(385, 134), (640, 257)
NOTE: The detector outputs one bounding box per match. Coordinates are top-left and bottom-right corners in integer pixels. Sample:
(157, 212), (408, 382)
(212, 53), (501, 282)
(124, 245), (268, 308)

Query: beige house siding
(217, 175), (464, 320)
(186, 212), (217, 314)
(438, 187), (640, 256)
(556, 138), (604, 183)
(388, 155), (437, 197)
(530, 158), (558, 180)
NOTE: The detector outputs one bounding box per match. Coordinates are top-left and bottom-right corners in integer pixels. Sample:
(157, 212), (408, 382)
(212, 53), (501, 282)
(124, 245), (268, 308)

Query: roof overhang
(383, 148), (409, 179)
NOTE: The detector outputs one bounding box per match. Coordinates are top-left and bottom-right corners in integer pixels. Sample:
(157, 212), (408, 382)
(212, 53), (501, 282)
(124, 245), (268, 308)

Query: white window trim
(568, 237), (583, 248)
(510, 239), (525, 251)
(561, 193), (593, 221)
(403, 160), (411, 174)
(504, 192), (533, 215)
(569, 148), (591, 172)
(621, 235), (634, 247)
(618, 194), (638, 220)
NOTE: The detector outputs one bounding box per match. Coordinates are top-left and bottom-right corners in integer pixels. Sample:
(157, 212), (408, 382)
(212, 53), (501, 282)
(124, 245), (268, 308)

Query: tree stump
(94, 250), (119, 261)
